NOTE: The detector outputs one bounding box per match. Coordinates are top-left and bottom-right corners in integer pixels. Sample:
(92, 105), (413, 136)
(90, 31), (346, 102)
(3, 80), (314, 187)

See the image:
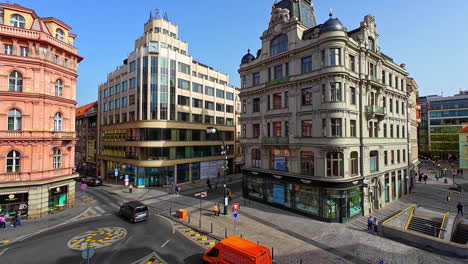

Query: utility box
(176, 209), (188, 220)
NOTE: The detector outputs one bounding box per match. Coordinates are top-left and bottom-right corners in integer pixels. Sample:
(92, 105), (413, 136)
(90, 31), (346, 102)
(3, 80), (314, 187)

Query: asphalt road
(1, 185), (205, 264)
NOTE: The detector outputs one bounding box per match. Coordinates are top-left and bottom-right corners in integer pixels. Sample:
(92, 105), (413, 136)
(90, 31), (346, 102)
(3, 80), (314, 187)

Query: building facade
(418, 92), (468, 160)
(239, 0), (415, 223)
(458, 124), (468, 170)
(97, 15), (239, 187)
(0, 4), (82, 218)
(407, 78), (421, 183)
(75, 102), (97, 176)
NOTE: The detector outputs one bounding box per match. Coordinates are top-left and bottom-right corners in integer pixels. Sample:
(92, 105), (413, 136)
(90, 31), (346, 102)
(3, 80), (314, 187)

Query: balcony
(367, 75), (385, 88)
(0, 130), (76, 140)
(265, 77), (290, 87)
(366, 105), (386, 119)
(262, 136), (289, 145)
(0, 25), (77, 54)
(0, 168), (73, 184)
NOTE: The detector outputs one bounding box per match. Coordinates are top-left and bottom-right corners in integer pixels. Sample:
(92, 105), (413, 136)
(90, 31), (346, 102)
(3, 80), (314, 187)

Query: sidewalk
(102, 174), (464, 264)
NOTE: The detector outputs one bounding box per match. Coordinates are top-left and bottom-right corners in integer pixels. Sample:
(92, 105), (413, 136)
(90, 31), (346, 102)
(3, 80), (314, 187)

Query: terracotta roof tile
(76, 102), (97, 117)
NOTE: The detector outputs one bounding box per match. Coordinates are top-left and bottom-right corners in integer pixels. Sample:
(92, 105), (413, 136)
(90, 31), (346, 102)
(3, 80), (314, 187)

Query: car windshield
(135, 206), (148, 213)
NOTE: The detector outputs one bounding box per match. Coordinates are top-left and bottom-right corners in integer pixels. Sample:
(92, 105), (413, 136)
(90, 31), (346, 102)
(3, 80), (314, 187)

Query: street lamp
(206, 126), (229, 215)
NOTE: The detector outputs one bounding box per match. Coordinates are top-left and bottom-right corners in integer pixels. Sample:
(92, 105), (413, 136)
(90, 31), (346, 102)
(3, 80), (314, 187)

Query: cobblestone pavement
(102, 173), (465, 264)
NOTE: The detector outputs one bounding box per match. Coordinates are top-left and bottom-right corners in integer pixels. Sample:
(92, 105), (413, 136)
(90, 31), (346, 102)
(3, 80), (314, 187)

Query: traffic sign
(200, 191), (207, 198)
(81, 247), (95, 260)
(114, 168), (119, 177)
(232, 203), (240, 211)
(233, 211), (238, 219)
(81, 184), (88, 190)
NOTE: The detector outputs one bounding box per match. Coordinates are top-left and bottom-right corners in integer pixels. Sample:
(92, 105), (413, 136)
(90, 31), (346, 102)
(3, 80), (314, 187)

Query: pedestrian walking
(0, 214), (6, 229)
(418, 174), (422, 182)
(423, 175), (428, 184)
(213, 203), (219, 217)
(175, 185), (180, 195)
(373, 218), (379, 234)
(228, 190), (232, 203)
(457, 202), (464, 216)
(214, 179), (218, 190)
(207, 178), (213, 192)
(367, 215), (374, 232)
(128, 184), (133, 193)
(12, 211), (22, 227)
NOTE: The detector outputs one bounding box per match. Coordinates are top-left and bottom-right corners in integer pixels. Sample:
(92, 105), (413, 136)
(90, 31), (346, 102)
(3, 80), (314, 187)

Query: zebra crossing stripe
(94, 206), (105, 213)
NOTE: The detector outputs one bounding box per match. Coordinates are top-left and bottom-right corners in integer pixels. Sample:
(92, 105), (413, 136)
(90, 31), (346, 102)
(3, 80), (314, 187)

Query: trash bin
(176, 209), (188, 220)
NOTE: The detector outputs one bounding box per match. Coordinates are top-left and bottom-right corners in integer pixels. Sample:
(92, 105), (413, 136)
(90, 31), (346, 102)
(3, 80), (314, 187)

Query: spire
(149, 10), (153, 20)
(329, 8), (333, 18)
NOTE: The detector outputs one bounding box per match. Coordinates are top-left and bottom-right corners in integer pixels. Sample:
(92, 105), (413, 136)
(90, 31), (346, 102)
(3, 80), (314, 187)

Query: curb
(160, 213), (223, 242)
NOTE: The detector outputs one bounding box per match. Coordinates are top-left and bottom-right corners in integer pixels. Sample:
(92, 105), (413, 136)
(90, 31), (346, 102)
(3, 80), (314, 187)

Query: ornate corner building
(97, 14), (240, 187)
(239, 0), (419, 223)
(0, 4), (83, 218)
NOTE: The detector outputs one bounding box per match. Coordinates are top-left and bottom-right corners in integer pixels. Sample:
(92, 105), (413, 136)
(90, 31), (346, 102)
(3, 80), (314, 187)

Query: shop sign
(273, 175), (283, 179)
(0, 192), (28, 203)
(300, 179), (312, 184)
(352, 181), (359, 185)
(251, 172), (259, 175)
(50, 186), (67, 196)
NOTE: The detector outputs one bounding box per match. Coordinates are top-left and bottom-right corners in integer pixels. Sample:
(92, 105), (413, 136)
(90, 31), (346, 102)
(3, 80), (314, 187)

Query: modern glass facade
(243, 171), (363, 223)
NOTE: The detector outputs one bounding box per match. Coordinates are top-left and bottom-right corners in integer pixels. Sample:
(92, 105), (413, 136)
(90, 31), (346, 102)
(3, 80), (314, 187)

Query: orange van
(202, 235), (272, 264)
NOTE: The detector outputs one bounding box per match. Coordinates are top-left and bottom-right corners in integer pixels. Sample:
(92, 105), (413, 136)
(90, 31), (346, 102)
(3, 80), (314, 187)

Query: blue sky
(13, 0), (468, 106)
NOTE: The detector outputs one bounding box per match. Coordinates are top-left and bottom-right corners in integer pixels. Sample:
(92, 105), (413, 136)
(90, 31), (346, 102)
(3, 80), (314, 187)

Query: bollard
(199, 216), (201, 228)
(300, 259), (302, 264)
(211, 223), (213, 233)
(272, 247), (274, 260)
(189, 213), (191, 224)
(257, 241), (259, 244)
(169, 207), (172, 217)
(225, 227), (227, 238)
(240, 234), (243, 238)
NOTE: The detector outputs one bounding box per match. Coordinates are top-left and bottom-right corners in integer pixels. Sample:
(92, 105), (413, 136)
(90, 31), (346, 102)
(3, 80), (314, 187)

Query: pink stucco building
(0, 3), (82, 219)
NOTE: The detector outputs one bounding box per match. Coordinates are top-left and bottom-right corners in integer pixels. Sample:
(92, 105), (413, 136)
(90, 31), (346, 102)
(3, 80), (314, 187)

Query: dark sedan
(82, 177), (103, 186)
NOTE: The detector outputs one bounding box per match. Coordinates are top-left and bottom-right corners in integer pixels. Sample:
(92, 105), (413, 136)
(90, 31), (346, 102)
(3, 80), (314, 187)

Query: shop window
(265, 179), (292, 208)
(294, 185), (319, 215)
(300, 151), (314, 175)
(6, 150), (20, 172)
(49, 185), (68, 211)
(326, 152), (343, 177)
(350, 152), (358, 175)
(246, 176), (264, 199)
(0, 192), (28, 217)
(177, 163), (189, 183)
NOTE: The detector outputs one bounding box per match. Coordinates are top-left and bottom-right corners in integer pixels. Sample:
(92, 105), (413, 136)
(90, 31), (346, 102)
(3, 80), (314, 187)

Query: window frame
(6, 150), (21, 172)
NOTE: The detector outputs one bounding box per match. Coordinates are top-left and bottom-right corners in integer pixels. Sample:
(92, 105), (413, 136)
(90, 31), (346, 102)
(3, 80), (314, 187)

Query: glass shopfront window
(246, 176), (264, 199)
(347, 187), (362, 217)
(49, 185), (68, 211)
(323, 190), (343, 222)
(294, 185), (319, 215)
(0, 192), (28, 218)
(177, 163), (190, 183)
(265, 179), (292, 208)
(191, 162), (201, 181)
(391, 172), (396, 199)
(143, 166), (174, 187)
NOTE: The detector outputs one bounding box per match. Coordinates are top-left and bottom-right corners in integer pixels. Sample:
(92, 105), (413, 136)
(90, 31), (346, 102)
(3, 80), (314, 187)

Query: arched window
(56, 28), (64, 41)
(55, 79), (63, 96)
(9, 71), (23, 92)
(7, 109), (22, 131)
(10, 14), (25, 28)
(350, 152), (359, 175)
(54, 113), (63, 132)
(326, 152), (343, 177)
(6, 150), (20, 172)
(270, 34), (288, 56)
(53, 149), (62, 169)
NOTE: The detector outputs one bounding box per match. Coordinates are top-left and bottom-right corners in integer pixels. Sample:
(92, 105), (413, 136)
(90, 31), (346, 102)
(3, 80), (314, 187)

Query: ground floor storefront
(242, 170), (364, 223)
(0, 178), (75, 219)
(100, 159), (234, 187)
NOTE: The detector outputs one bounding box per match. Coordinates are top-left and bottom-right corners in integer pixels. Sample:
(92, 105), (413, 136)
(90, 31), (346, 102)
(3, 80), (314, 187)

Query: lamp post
(207, 127), (229, 215)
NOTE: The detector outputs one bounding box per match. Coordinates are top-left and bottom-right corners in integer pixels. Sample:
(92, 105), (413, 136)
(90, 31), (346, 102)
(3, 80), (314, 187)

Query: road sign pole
(199, 196), (202, 228)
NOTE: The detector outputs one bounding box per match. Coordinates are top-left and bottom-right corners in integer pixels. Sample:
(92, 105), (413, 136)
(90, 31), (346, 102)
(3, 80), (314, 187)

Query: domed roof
(241, 49), (255, 64)
(320, 18), (344, 33)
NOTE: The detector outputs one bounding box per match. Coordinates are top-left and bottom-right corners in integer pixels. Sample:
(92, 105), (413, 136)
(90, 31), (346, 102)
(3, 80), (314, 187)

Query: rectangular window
(205, 86), (214, 96)
(301, 56), (312, 73)
(285, 121), (289, 137)
(205, 101), (214, 110)
(104, 103), (108, 112)
(253, 124), (260, 138)
(253, 98), (260, 112)
(301, 152), (314, 175)
(216, 103), (224, 112)
(242, 100), (246, 113)
(241, 75), (246, 88)
(20, 46), (28, 57)
(273, 122), (282, 137)
(350, 120), (356, 137)
(321, 50), (326, 66)
(403, 149), (406, 162)
(402, 125), (405, 138)
(383, 123), (387, 137)
(129, 94), (135, 105)
(329, 48), (340, 66)
(178, 79), (190, 90)
(322, 118), (327, 137)
(192, 114), (202, 123)
(273, 93), (282, 109)
(389, 73), (393, 87)
(274, 65), (282, 80)
(302, 88), (313, 105)
(252, 72), (260, 86)
(350, 87), (356, 104)
(252, 149), (261, 168)
(331, 118), (342, 137)
(384, 151), (388, 165)
(389, 98), (393, 112)
(192, 98), (203, 108)
(122, 81), (128, 91)
(216, 89), (225, 98)
(302, 120), (312, 137)
(396, 100), (399, 114)
(109, 101), (114, 110)
(130, 78), (136, 89)
(285, 62), (289, 77)
(397, 125), (400, 138)
(226, 92), (234, 101)
(349, 55), (355, 71)
(109, 86), (114, 96)
(321, 84), (326, 102)
(205, 115), (214, 124)
(192, 82), (203, 93)
(115, 99), (120, 108)
(330, 82), (342, 101)
(226, 118), (233, 126)
(267, 95), (271, 110)
(391, 150), (395, 164)
(397, 150), (401, 163)
(267, 123), (271, 137)
(370, 151), (379, 172)
(178, 112), (190, 122)
(284, 91), (289, 108)
(382, 70), (386, 84)
(104, 89), (108, 97)
(129, 61), (136, 72)
(177, 62), (190, 74)
(226, 105), (234, 113)
(402, 102), (405, 115)
(4, 44), (12, 55)
(390, 124), (394, 138)
(122, 97), (128, 107)
(178, 95), (190, 106)
(216, 117), (224, 125)
(115, 84), (120, 93)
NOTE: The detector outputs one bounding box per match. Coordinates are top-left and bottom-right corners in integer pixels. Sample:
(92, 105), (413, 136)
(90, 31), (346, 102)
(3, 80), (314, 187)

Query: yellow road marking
(99, 232), (105, 234)
(79, 217), (85, 219)
(71, 240), (77, 242)
(90, 214), (97, 217)
(2, 240), (11, 244)
(74, 245), (81, 248)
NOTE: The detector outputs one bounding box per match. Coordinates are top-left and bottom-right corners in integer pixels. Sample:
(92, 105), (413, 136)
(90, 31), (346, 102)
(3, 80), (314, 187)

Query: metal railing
(265, 77), (290, 87)
(366, 105), (386, 115)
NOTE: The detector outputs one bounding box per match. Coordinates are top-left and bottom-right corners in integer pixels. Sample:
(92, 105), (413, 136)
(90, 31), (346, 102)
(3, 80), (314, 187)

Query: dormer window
(368, 37), (375, 51)
(10, 14), (25, 28)
(56, 28), (65, 41)
(270, 34), (288, 56)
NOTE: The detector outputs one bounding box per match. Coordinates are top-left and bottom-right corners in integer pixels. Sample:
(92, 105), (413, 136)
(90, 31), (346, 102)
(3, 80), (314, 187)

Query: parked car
(74, 175), (86, 182)
(119, 201), (149, 223)
(82, 177), (103, 186)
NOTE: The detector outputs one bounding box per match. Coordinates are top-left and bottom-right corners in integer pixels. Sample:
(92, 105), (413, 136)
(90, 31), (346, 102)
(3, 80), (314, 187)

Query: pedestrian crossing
(75, 192), (96, 204)
(173, 223), (217, 248)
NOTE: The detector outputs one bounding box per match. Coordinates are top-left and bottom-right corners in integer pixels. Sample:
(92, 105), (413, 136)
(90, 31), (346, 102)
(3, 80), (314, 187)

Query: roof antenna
(329, 8), (333, 18)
